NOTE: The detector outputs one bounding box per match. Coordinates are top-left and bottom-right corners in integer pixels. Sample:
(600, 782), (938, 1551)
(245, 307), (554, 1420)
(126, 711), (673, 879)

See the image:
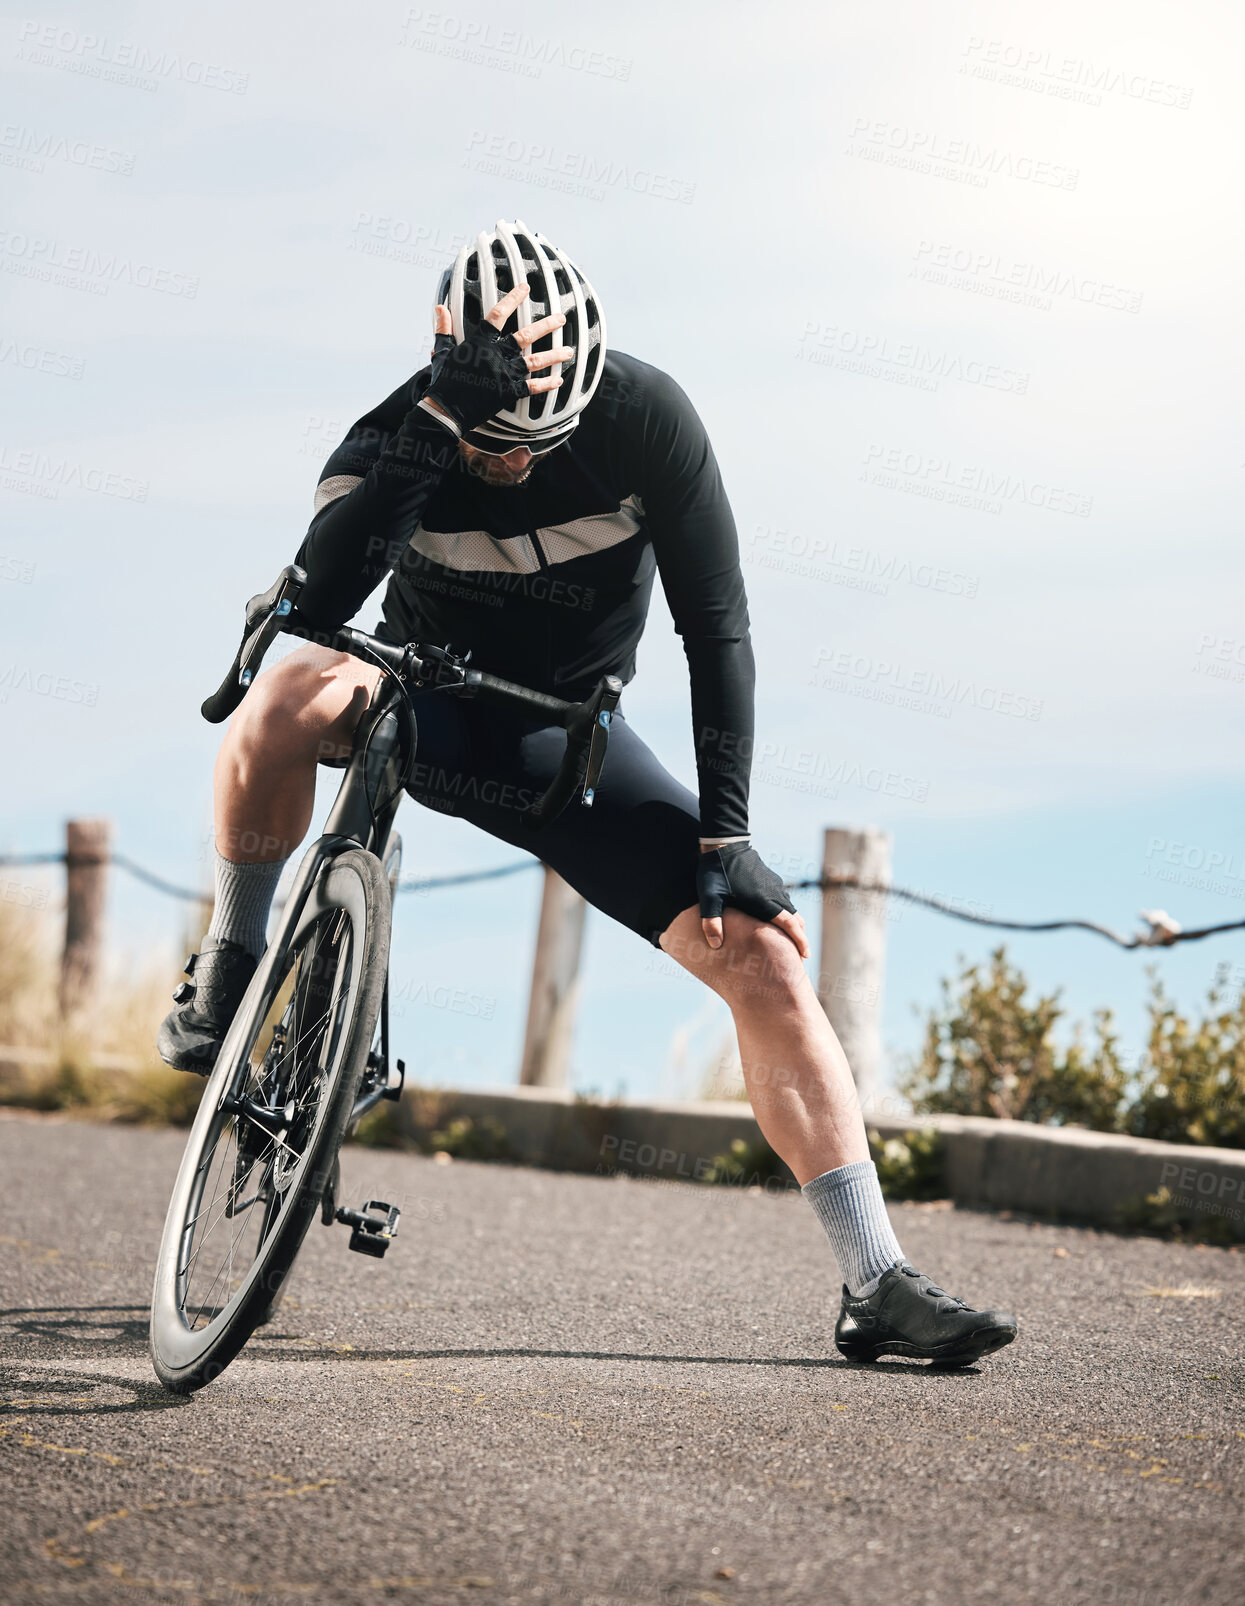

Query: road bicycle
(149, 564), (620, 1393)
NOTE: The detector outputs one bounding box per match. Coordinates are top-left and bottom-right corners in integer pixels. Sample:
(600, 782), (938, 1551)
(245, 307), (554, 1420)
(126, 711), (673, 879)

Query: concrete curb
(391, 1085), (1245, 1241)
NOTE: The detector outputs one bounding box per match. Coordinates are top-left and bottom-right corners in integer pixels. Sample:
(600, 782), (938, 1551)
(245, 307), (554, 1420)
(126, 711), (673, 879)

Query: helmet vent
(441, 220), (608, 443)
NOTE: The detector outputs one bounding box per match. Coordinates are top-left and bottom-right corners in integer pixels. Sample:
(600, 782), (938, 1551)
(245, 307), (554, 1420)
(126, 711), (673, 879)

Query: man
(160, 219), (1017, 1366)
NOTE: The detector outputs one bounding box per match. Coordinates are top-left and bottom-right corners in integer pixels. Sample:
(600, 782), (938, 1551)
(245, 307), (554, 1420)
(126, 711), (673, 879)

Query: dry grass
(0, 897), (206, 1127)
(1140, 1285), (1222, 1300)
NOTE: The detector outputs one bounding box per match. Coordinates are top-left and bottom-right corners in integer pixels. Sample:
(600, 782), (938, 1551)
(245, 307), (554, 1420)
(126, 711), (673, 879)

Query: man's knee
(723, 914), (806, 999)
(230, 647), (374, 764)
(664, 909), (806, 1005)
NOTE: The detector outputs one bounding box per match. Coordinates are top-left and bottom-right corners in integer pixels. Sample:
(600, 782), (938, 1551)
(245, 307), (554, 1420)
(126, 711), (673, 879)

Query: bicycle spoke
(151, 845), (390, 1392)
(174, 911), (356, 1332)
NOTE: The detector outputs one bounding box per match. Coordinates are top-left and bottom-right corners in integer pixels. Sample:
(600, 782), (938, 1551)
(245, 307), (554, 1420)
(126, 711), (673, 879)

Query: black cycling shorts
(398, 689), (701, 946)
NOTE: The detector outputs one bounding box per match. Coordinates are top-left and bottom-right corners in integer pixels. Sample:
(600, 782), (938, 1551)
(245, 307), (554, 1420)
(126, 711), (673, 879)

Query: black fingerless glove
(696, 842), (796, 925)
(425, 324), (531, 434)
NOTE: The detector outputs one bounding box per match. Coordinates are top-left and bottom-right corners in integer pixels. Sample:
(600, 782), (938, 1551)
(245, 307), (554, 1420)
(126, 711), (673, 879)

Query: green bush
(904, 948), (1245, 1149)
(352, 1101), (404, 1149)
(704, 1136), (790, 1188)
(902, 947), (1127, 1129)
(1123, 970), (1245, 1148)
(428, 1114), (510, 1161)
(1116, 1185), (1238, 1246)
(868, 1126), (945, 1200)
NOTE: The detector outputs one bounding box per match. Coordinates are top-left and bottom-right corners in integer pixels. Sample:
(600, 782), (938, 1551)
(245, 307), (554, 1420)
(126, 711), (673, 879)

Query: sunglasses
(460, 422), (577, 458)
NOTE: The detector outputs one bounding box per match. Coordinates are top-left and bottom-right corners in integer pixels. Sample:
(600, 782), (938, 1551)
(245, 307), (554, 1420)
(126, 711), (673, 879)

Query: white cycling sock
(802, 1159), (904, 1298)
(205, 851), (287, 960)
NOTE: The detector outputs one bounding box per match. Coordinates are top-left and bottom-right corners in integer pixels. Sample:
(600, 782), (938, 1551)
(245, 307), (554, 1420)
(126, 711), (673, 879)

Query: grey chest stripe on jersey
(410, 495), (645, 575)
(313, 473), (364, 514)
(310, 481), (645, 576)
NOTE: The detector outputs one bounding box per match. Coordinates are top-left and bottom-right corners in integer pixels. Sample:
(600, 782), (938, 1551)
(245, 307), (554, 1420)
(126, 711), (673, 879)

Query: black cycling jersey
(296, 350), (753, 839)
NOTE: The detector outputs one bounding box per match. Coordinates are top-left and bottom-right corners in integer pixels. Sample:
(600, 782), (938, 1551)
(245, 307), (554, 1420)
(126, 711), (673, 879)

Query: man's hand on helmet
(424, 285), (575, 434)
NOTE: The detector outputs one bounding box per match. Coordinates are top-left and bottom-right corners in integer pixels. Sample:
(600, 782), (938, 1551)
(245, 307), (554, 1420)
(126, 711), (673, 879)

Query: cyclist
(160, 219), (1017, 1366)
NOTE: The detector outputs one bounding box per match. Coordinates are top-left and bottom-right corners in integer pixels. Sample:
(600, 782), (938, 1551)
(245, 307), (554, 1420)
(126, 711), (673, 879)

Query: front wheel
(150, 847), (391, 1393)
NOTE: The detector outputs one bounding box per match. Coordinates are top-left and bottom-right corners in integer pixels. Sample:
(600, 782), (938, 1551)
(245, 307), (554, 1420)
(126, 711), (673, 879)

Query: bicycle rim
(150, 849), (388, 1390)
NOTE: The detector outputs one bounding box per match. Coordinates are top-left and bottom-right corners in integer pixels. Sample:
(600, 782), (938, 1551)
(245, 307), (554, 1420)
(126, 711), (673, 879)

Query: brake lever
(579, 677), (622, 807)
(201, 564), (307, 724)
(518, 675), (622, 830)
(237, 599), (291, 689)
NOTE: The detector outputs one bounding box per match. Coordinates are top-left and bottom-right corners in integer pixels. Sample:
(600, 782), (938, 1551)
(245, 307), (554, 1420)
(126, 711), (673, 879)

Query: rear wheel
(150, 847), (390, 1393)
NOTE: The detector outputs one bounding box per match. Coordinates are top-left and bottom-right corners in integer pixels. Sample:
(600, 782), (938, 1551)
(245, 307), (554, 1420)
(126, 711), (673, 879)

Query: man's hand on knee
(699, 905), (809, 959)
(695, 841), (808, 957)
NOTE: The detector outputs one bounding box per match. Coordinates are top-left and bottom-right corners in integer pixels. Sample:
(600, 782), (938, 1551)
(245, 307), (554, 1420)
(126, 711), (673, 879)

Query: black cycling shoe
(157, 936), (258, 1075)
(835, 1260), (1018, 1367)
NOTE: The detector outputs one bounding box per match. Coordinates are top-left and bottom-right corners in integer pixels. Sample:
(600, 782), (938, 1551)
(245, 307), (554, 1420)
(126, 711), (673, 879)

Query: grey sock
(802, 1159), (904, 1298)
(206, 851), (287, 959)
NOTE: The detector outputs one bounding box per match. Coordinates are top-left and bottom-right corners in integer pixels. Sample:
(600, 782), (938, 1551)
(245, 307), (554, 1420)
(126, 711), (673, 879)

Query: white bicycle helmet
(436, 218), (606, 453)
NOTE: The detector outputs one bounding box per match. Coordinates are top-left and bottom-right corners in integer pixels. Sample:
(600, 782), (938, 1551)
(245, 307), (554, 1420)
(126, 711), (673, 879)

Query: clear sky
(3, 0), (1244, 1105)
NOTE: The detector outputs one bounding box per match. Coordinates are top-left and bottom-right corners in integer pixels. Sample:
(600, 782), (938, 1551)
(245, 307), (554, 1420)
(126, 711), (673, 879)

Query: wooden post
(816, 826), (891, 1110)
(519, 866), (587, 1088)
(60, 818), (112, 1024)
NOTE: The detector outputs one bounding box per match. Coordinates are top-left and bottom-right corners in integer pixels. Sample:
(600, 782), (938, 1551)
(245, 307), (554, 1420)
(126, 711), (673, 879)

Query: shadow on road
(0, 1305), (192, 1416)
(0, 1303), (148, 1345)
(0, 1307), (995, 1401)
(248, 1336), (990, 1378)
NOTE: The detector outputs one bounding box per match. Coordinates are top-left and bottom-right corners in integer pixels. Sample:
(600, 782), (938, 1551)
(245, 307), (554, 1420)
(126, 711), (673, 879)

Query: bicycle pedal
(335, 1199), (400, 1258)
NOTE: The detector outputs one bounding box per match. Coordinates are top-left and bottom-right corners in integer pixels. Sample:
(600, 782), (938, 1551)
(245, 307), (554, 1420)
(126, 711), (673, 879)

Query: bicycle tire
(382, 830), (403, 906)
(149, 847), (391, 1393)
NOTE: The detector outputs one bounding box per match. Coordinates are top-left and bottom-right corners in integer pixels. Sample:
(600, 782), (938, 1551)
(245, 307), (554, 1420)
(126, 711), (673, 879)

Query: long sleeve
(295, 379), (456, 631)
(639, 370), (754, 839)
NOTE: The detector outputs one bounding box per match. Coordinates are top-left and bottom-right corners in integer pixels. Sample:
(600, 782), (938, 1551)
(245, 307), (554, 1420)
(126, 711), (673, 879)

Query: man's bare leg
(659, 905), (869, 1184)
(213, 644), (381, 865)
(659, 904), (1018, 1361)
(158, 645), (380, 1071)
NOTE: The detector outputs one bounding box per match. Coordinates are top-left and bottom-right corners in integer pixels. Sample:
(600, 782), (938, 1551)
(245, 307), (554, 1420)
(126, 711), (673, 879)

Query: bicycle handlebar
(202, 565), (620, 829)
(201, 564), (306, 725)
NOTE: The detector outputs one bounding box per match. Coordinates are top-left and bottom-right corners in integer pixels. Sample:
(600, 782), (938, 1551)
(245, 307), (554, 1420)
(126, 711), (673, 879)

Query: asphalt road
(1, 1110), (1242, 1606)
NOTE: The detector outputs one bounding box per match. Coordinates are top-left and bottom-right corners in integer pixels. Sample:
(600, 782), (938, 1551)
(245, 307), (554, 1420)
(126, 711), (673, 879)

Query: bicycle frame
(217, 671), (410, 1130)
(200, 562), (619, 1133)
(152, 577), (624, 1388)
